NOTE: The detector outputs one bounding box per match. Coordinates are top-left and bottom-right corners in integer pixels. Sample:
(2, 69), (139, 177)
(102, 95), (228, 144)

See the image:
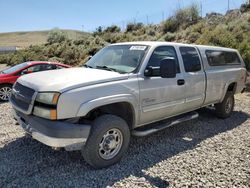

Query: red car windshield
(1, 62), (28, 74)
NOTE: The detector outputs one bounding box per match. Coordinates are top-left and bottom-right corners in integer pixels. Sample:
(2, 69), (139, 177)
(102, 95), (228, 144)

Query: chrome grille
(10, 82), (35, 112)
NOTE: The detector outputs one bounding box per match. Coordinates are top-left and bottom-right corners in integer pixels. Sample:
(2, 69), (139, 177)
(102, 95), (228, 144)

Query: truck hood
(17, 67), (129, 92)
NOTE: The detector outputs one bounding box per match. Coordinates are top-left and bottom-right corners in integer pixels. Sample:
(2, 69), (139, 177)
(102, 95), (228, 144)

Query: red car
(0, 61), (71, 101)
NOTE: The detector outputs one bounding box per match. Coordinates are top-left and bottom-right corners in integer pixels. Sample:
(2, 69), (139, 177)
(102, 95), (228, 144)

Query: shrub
(48, 57), (64, 63)
(190, 21), (205, 34)
(187, 32), (200, 43)
(126, 23), (144, 32)
(94, 26), (103, 35)
(147, 29), (156, 36)
(164, 32), (176, 41)
(175, 3), (200, 28)
(47, 28), (67, 44)
(0, 54), (11, 65)
(238, 41), (250, 69)
(163, 4), (200, 33)
(162, 19), (178, 33)
(240, 3), (250, 13)
(104, 25), (121, 33)
(196, 25), (237, 48)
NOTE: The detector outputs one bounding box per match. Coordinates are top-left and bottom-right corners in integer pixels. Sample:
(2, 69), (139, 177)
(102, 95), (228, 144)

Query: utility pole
(227, 0), (230, 11)
(200, 1), (203, 17)
(146, 15), (149, 25)
(122, 21), (125, 31)
(177, 0), (181, 9)
(162, 11), (165, 22)
(134, 11), (139, 24)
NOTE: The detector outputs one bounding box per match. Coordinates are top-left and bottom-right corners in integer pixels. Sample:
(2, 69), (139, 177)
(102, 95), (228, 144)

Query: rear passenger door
(179, 46), (206, 111)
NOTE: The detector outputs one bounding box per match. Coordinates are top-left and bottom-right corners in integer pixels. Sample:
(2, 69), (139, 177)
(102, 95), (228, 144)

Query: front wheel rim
(0, 87), (12, 101)
(98, 128), (123, 160)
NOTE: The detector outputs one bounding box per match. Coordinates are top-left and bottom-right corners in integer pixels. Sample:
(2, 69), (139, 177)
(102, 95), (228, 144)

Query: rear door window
(180, 47), (201, 72)
(56, 65), (66, 69)
(42, 64), (57, 70)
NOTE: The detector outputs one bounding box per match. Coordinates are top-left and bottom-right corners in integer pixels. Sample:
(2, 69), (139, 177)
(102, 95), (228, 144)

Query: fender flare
(220, 79), (237, 102)
(76, 94), (138, 124)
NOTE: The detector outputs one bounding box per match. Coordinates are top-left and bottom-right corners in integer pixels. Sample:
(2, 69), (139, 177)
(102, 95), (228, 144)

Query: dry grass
(0, 30), (89, 48)
(0, 64), (8, 70)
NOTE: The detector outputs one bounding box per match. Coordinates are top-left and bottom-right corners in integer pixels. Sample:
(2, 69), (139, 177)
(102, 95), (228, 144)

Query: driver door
(138, 46), (186, 125)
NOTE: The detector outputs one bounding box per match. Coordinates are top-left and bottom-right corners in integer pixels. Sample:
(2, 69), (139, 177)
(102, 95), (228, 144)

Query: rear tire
(0, 84), (12, 102)
(82, 114), (130, 169)
(215, 92), (234, 119)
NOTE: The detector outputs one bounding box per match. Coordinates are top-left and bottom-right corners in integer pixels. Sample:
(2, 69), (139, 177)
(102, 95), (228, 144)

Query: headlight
(33, 106), (57, 120)
(36, 92), (60, 105)
(34, 92), (60, 120)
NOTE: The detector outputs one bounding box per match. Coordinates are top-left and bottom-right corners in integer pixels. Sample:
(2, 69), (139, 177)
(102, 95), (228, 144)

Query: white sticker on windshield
(130, 46), (147, 51)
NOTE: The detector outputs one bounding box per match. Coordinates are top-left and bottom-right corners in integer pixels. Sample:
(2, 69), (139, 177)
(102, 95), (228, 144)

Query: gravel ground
(0, 65), (249, 187)
(0, 94), (249, 187)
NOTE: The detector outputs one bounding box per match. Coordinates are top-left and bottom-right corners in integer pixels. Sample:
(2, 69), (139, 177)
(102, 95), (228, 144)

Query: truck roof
(111, 41), (237, 52)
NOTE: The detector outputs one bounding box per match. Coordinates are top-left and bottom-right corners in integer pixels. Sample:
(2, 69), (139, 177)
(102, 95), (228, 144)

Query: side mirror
(144, 66), (160, 77)
(21, 70), (33, 75)
(21, 70), (28, 75)
(160, 58), (176, 78)
(87, 56), (93, 61)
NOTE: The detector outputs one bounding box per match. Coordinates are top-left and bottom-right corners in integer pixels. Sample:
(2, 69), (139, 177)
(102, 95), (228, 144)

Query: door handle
(177, 79), (185, 86)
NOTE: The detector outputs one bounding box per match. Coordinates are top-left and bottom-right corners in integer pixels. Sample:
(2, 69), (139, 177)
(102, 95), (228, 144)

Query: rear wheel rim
(225, 97), (233, 114)
(98, 128), (123, 160)
(0, 86), (12, 101)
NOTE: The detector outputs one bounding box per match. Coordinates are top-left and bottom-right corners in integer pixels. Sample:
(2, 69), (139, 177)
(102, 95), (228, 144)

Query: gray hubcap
(99, 128), (123, 160)
(0, 86), (12, 101)
(225, 97), (233, 114)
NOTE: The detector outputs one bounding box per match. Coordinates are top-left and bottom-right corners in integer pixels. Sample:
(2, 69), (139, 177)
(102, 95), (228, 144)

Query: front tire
(82, 115), (130, 169)
(215, 92), (235, 119)
(0, 84), (12, 102)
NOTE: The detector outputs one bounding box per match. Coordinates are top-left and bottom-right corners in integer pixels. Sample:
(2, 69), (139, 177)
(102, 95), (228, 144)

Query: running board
(132, 111), (199, 137)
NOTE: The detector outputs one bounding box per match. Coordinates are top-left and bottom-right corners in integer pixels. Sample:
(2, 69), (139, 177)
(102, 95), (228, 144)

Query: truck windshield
(1, 62), (28, 74)
(85, 45), (148, 73)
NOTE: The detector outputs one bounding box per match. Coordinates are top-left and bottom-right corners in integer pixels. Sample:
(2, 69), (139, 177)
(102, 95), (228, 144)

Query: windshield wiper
(96, 65), (118, 72)
(83, 64), (93, 68)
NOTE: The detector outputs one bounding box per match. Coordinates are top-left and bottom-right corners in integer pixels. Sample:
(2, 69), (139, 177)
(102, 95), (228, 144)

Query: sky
(0, 0), (247, 33)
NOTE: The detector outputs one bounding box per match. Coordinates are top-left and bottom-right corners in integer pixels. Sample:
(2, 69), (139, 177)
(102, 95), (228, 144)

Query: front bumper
(13, 110), (91, 151)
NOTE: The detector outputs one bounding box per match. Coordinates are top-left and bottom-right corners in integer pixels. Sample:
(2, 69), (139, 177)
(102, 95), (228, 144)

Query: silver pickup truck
(10, 42), (247, 168)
